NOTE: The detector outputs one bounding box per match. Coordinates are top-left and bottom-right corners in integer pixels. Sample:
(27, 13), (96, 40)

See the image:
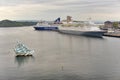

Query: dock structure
(104, 31), (120, 38)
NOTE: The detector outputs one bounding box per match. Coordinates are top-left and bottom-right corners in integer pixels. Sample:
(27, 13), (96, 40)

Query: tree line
(0, 20), (37, 27)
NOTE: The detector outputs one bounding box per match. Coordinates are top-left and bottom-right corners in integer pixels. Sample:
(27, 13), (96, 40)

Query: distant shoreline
(0, 20), (37, 27)
(0, 26), (34, 28)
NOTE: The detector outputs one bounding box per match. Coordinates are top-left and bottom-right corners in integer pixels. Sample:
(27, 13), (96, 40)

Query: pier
(104, 31), (120, 38)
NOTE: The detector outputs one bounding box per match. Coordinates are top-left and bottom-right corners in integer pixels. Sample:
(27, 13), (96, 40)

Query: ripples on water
(0, 27), (120, 80)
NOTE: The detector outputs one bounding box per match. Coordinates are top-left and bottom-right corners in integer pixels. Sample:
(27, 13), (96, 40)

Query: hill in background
(0, 20), (37, 27)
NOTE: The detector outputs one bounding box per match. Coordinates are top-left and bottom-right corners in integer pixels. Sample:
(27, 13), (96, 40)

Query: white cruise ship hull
(58, 29), (106, 38)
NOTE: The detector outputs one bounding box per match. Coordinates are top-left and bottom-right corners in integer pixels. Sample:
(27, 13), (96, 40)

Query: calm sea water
(0, 27), (120, 80)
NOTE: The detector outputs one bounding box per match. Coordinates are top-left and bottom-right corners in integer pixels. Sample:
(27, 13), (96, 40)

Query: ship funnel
(54, 17), (61, 24)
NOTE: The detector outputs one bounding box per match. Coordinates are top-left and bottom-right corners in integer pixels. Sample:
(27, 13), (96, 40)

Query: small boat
(14, 42), (34, 56)
(34, 18), (61, 31)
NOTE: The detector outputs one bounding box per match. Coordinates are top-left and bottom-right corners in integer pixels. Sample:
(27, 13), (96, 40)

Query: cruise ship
(58, 16), (106, 37)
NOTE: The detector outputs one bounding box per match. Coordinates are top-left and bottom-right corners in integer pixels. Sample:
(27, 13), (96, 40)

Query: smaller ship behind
(34, 18), (61, 31)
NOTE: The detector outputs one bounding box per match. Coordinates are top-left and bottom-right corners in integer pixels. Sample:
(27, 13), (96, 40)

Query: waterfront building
(104, 21), (113, 28)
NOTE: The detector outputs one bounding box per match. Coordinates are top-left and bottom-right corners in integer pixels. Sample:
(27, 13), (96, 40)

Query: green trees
(0, 20), (37, 27)
(113, 22), (119, 28)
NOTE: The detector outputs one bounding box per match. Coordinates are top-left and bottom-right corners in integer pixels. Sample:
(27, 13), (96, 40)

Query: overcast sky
(0, 0), (120, 21)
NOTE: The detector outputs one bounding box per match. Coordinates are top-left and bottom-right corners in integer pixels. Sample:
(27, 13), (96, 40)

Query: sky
(0, 0), (120, 21)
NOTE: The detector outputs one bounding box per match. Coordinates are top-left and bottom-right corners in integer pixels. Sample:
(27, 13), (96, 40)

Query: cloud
(0, 0), (120, 20)
(0, 2), (62, 20)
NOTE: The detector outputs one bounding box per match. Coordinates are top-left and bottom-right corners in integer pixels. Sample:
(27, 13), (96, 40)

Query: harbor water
(1, 27), (120, 80)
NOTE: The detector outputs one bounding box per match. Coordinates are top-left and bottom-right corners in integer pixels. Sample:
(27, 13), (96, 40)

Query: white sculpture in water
(14, 41), (34, 56)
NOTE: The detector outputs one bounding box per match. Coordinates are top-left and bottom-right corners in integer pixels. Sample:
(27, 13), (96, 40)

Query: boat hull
(16, 53), (32, 56)
(58, 30), (105, 37)
(34, 27), (58, 31)
(15, 50), (34, 56)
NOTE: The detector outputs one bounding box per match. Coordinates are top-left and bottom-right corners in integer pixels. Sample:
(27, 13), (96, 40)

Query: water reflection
(59, 32), (105, 39)
(1, 27), (120, 80)
(15, 56), (35, 67)
(24, 73), (110, 80)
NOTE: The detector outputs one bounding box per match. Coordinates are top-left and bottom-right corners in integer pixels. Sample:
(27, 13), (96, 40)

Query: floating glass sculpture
(14, 42), (34, 56)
